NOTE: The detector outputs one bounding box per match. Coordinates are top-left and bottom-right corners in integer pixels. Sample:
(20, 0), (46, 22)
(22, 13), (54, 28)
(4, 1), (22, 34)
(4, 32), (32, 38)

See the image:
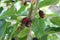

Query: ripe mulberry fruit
(11, 37), (15, 40)
(39, 10), (45, 18)
(33, 37), (38, 40)
(21, 17), (32, 27)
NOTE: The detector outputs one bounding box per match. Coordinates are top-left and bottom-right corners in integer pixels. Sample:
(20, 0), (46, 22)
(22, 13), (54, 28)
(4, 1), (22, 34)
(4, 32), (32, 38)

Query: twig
(27, 26), (32, 40)
(27, 4), (33, 40)
(17, 0), (40, 40)
(31, 0), (40, 20)
(28, 4), (33, 19)
(27, 0), (40, 40)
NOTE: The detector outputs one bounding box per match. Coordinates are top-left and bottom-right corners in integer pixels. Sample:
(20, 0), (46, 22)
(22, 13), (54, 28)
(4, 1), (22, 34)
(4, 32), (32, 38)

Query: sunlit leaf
(32, 18), (45, 38)
(39, 0), (59, 8)
(50, 17), (60, 26)
(39, 34), (48, 40)
(17, 27), (29, 38)
(48, 34), (58, 40)
(0, 6), (17, 19)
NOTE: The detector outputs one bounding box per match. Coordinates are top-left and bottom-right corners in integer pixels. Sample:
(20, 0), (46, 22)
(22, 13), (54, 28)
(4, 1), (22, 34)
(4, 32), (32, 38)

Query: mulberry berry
(21, 17), (32, 27)
(39, 10), (45, 18)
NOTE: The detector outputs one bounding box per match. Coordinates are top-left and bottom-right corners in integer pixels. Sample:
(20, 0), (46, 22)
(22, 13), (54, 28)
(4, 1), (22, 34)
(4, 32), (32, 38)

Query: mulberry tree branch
(27, 26), (32, 40)
(27, 0), (40, 40)
(16, 0), (40, 40)
(27, 3), (33, 40)
(28, 4), (33, 19)
(31, 0), (40, 20)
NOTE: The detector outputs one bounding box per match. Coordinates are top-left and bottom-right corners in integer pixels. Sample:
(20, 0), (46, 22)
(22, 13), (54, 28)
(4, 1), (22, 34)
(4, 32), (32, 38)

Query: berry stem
(28, 4), (33, 19)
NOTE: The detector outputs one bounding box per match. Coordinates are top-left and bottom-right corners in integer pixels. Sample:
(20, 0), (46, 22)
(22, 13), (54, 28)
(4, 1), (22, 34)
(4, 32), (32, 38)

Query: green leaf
(0, 20), (10, 40)
(48, 34), (58, 40)
(0, 19), (6, 28)
(39, 34), (48, 40)
(6, 26), (13, 34)
(39, 0), (59, 8)
(11, 15), (17, 20)
(17, 4), (29, 16)
(9, 23), (19, 40)
(0, 7), (3, 13)
(0, 6), (17, 19)
(17, 27), (29, 38)
(19, 10), (29, 16)
(4, 1), (11, 6)
(50, 17), (60, 26)
(19, 36), (27, 40)
(45, 27), (60, 33)
(17, 5), (26, 15)
(0, 19), (6, 38)
(32, 18), (45, 38)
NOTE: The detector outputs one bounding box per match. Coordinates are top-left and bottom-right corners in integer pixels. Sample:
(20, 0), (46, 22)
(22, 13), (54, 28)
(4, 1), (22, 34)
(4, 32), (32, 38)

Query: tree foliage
(0, 0), (60, 40)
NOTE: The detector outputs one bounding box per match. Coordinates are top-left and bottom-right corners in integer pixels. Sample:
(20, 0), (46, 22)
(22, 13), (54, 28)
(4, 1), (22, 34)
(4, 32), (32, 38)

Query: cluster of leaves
(0, 0), (60, 40)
